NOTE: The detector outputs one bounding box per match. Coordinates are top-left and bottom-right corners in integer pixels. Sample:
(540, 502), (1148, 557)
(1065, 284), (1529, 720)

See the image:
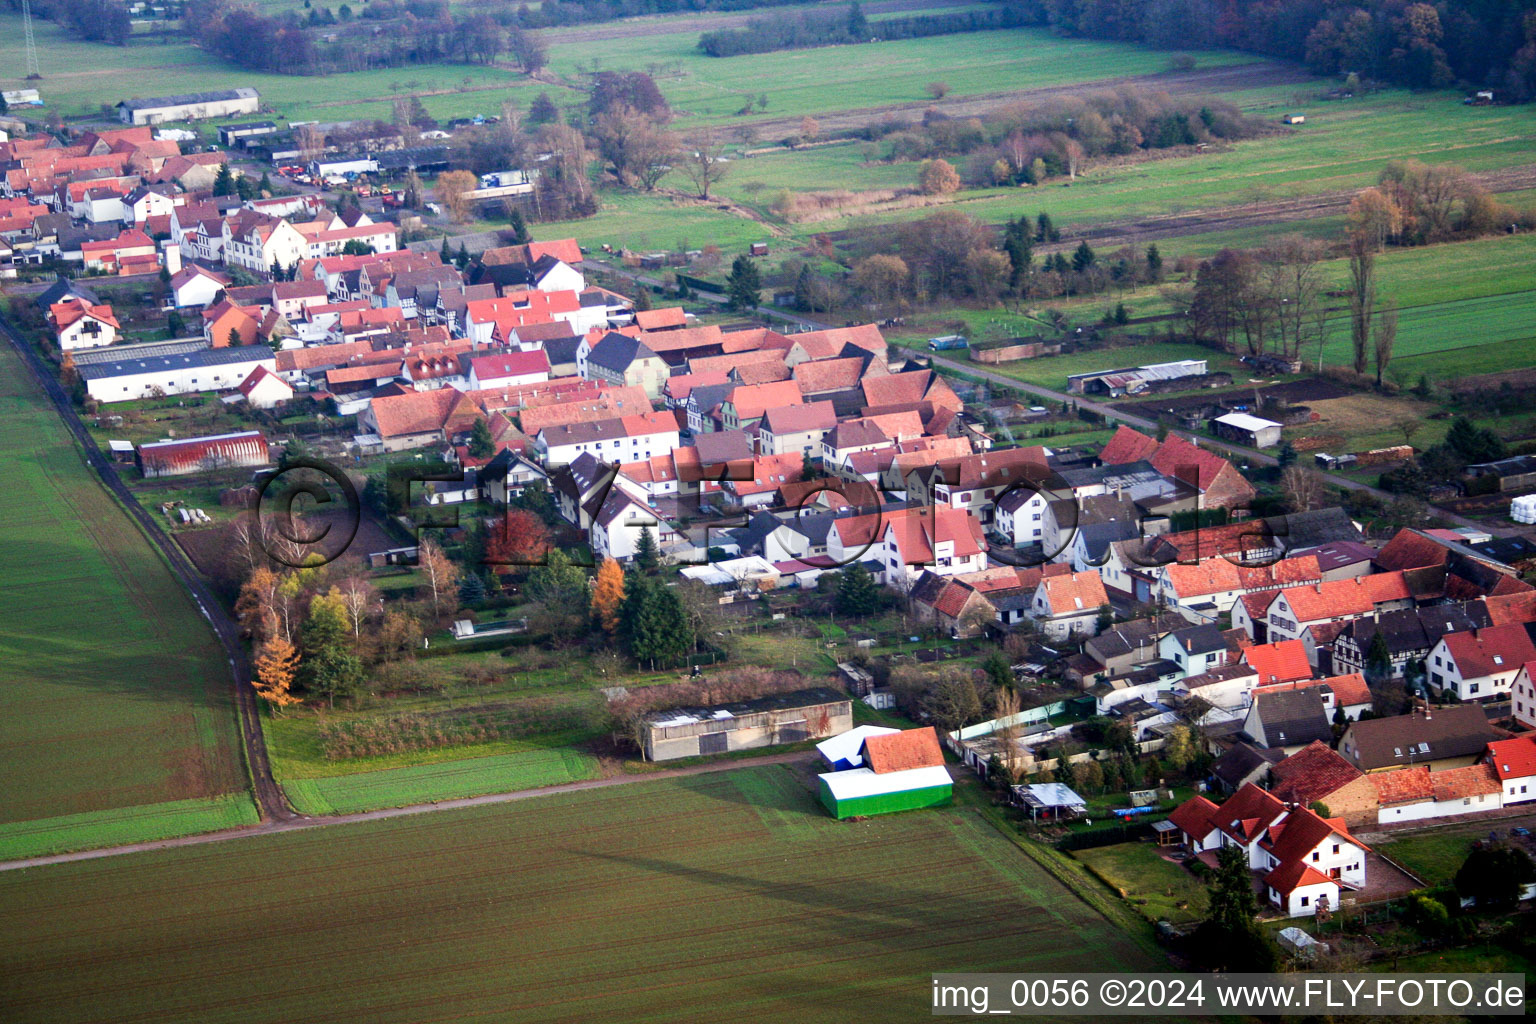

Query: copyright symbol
(1100, 979), (1126, 1007)
(254, 457), (360, 568)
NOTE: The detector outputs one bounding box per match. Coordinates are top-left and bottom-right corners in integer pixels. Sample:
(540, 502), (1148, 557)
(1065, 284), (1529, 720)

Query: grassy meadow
(0, 766), (1156, 1023)
(542, 23), (1254, 127)
(0, 338), (249, 858)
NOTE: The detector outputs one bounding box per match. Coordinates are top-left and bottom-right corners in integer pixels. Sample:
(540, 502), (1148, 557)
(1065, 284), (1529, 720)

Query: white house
(1427, 625), (1536, 703)
(169, 264), (230, 309)
(534, 411), (680, 470)
(467, 350), (550, 390)
(1485, 735), (1536, 806)
(1371, 763), (1503, 825)
(589, 481), (680, 564)
(994, 486), (1052, 547)
(236, 365), (294, 409)
(1030, 571), (1110, 640)
(50, 297), (119, 351)
(1158, 624), (1227, 679)
(1167, 783), (1369, 918)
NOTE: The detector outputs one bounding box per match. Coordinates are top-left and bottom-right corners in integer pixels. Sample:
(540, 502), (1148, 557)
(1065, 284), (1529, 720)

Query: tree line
(180, 0), (548, 74)
(852, 86), (1256, 188)
(697, 2), (1032, 58)
(1030, 0), (1536, 100)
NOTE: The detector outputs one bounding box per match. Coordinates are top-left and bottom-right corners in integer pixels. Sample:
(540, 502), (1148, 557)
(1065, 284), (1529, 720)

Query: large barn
(76, 342), (276, 404)
(642, 688), (852, 762)
(136, 430), (270, 478)
(117, 89), (260, 126)
(817, 727), (953, 819)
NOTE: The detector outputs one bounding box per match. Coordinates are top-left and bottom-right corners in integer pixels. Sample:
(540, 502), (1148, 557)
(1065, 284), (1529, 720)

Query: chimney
(163, 242), (182, 276)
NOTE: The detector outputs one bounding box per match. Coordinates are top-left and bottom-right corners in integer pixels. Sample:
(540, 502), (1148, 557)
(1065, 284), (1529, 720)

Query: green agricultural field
(802, 91), (1536, 239)
(928, 339), (1244, 393)
(0, 337), (249, 857)
(0, 13), (578, 125)
(544, 24), (1253, 126)
(282, 745), (601, 814)
(0, 766), (1156, 1023)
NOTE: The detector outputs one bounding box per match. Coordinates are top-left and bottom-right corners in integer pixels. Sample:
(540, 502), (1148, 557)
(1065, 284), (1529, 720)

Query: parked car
(1511, 826), (1531, 837)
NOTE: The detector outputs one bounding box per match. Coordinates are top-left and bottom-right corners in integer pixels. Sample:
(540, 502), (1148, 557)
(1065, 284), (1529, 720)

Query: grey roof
(71, 338), (206, 365)
(1057, 459), (1162, 491)
(543, 335), (582, 367)
(1168, 624), (1227, 656)
(1341, 601), (1492, 657)
(588, 331), (657, 374)
(1341, 705), (1498, 770)
(373, 146), (449, 170)
(691, 428), (753, 466)
(1212, 741), (1281, 788)
(1249, 690), (1332, 749)
(118, 88), (259, 111)
(77, 344), (272, 381)
(1272, 507), (1364, 551)
(219, 121), (277, 133)
(1077, 519), (1140, 562)
(686, 383), (732, 415)
(34, 276), (98, 310)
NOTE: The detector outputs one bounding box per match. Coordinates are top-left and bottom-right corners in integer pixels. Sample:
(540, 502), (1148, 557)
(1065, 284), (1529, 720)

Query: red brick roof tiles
(862, 727), (945, 773)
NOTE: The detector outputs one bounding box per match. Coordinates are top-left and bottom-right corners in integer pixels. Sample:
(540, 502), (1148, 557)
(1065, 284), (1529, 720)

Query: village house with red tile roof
(1167, 783), (1369, 916)
(1427, 623), (1536, 702)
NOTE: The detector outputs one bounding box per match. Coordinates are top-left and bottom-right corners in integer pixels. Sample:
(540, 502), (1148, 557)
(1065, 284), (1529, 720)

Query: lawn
(1075, 841), (1208, 925)
(0, 766), (1156, 1023)
(0, 337), (248, 856)
(1374, 830), (1478, 887)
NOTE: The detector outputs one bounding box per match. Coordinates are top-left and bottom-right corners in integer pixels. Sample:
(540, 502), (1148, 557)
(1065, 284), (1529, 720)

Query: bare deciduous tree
(1373, 301), (1398, 387)
(1282, 465), (1327, 513)
(679, 130), (729, 199)
(417, 538), (459, 618)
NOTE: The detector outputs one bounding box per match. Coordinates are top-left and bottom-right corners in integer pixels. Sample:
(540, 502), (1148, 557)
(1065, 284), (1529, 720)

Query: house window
(1300, 896), (1309, 907)
(1312, 852), (1320, 862)
(1332, 844), (1340, 855)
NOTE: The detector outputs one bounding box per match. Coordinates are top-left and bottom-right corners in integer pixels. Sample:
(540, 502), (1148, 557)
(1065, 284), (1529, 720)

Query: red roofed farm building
(818, 726), (953, 819)
(136, 430), (270, 478)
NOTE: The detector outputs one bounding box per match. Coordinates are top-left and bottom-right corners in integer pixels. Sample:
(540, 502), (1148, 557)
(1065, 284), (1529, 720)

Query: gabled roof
(1213, 783), (1287, 845)
(1035, 571), (1109, 617)
(1212, 742), (1281, 789)
(861, 727), (945, 773)
(1250, 689), (1332, 748)
(1168, 794), (1220, 839)
(1485, 734), (1536, 781)
(1440, 624), (1536, 678)
(1098, 424), (1162, 464)
(1277, 572), (1412, 623)
(1168, 624), (1227, 656)
(1269, 741), (1364, 806)
(470, 350), (550, 381)
(1342, 705), (1500, 771)
(760, 400), (836, 435)
(861, 368), (960, 413)
(237, 364), (291, 398)
(633, 306), (687, 330)
(1242, 639), (1312, 685)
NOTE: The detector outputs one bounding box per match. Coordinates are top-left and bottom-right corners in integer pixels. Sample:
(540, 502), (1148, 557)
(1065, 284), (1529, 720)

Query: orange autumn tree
(590, 557), (625, 635)
(485, 508), (553, 568)
(235, 566), (282, 640)
(253, 635), (301, 713)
